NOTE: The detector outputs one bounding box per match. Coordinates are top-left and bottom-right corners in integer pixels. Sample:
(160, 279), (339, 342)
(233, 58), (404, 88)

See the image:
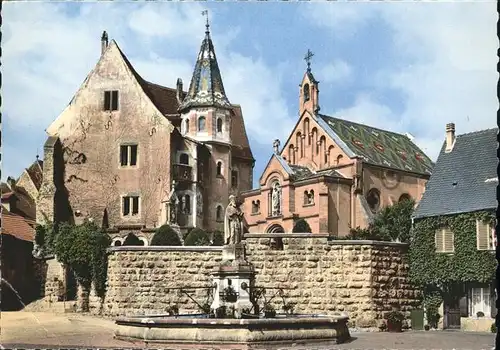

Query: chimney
(101, 31), (109, 56)
(273, 139), (281, 155)
(445, 123), (456, 152)
(6, 176), (16, 191)
(176, 78), (183, 104)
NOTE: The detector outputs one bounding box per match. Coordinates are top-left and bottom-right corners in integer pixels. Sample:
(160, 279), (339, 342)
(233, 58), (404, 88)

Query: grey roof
(413, 128), (498, 219)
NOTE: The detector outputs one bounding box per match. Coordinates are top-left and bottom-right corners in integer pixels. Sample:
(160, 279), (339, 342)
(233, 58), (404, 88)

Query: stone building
(242, 58), (433, 234)
(37, 25), (254, 245)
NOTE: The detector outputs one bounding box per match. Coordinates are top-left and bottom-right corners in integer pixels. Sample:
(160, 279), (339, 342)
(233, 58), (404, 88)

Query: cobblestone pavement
(1, 312), (495, 349)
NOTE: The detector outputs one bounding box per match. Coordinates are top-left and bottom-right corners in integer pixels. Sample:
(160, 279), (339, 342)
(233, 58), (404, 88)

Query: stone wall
(102, 235), (420, 325)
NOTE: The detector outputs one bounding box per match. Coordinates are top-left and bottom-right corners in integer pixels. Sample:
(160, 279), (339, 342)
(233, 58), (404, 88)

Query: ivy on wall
(409, 211), (497, 318)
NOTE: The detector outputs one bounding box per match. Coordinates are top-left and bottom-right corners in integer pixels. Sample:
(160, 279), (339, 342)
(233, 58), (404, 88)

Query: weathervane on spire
(304, 49), (314, 72)
(201, 10), (210, 33)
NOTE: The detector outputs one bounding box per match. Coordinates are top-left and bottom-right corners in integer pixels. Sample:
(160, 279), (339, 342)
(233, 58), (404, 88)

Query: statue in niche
(271, 182), (282, 216)
(167, 180), (179, 224)
(196, 189), (203, 217)
(224, 195), (244, 245)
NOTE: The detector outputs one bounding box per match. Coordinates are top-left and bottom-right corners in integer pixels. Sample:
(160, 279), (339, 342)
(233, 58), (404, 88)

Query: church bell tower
(299, 49), (320, 116)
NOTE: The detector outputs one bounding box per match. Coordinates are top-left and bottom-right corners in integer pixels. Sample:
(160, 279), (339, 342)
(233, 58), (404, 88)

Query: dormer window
(303, 84), (310, 102)
(217, 118), (223, 133)
(198, 116), (206, 132)
(104, 90), (119, 111)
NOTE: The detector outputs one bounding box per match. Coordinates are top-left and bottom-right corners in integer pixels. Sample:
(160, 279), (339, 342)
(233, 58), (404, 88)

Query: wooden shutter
(443, 228), (454, 253)
(111, 91), (119, 111)
(435, 229), (444, 252)
(476, 220), (490, 250)
(104, 91), (111, 111)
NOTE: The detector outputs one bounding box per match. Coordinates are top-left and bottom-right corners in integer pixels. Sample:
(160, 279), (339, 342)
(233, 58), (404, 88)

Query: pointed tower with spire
(178, 12), (232, 144)
(299, 49), (320, 116)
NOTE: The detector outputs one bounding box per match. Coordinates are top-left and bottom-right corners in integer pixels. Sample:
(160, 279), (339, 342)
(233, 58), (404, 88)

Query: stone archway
(266, 224), (285, 233)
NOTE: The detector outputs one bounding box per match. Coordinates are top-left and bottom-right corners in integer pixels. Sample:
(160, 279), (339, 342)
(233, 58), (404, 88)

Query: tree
(53, 221), (111, 311)
(150, 224), (182, 246)
(184, 228), (210, 246)
(122, 233), (143, 246)
(292, 219), (312, 233)
(348, 198), (416, 243)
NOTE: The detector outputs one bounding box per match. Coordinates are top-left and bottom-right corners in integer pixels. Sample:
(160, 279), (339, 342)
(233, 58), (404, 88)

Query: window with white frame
(104, 90), (119, 111)
(120, 144), (138, 167)
(435, 227), (454, 253)
(122, 195), (140, 217)
(477, 219), (496, 251)
(469, 286), (492, 318)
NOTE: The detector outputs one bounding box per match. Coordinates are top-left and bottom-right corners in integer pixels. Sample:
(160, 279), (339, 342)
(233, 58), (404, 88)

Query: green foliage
(409, 211), (496, 287)
(184, 228), (210, 246)
(53, 221), (111, 300)
(347, 199), (416, 242)
(211, 230), (224, 246)
(150, 224), (182, 246)
(386, 311), (404, 323)
(35, 222), (56, 255)
(122, 233), (143, 246)
(491, 322), (497, 333)
(292, 218), (312, 233)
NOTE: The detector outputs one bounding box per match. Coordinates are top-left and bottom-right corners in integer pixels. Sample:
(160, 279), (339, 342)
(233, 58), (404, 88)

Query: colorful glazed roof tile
(178, 24), (231, 112)
(318, 114), (433, 175)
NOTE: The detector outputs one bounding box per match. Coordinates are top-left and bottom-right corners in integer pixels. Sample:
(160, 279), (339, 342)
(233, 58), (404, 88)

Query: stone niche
(102, 236), (419, 326)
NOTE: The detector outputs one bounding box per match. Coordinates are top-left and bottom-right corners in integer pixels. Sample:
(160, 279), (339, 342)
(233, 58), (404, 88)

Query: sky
(2, 2), (498, 187)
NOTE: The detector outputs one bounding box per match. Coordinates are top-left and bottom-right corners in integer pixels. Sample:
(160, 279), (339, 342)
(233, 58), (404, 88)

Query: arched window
(179, 153), (189, 165)
(366, 188), (381, 213)
(311, 128), (318, 155)
(303, 84), (310, 102)
(198, 116), (206, 132)
(296, 132), (303, 158)
(320, 136), (327, 164)
(184, 195), (191, 214)
(216, 161), (223, 176)
(216, 205), (223, 222)
(399, 193), (412, 203)
(113, 240), (122, 247)
(309, 190), (315, 205)
(336, 154), (343, 166)
(303, 191), (309, 205)
(304, 118), (310, 145)
(217, 118), (223, 133)
(288, 144), (295, 165)
(185, 119), (190, 134)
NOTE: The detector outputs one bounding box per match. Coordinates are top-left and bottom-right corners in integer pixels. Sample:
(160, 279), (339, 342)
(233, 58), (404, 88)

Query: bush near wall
(184, 228), (210, 246)
(122, 233), (143, 246)
(211, 230), (224, 246)
(292, 219), (312, 233)
(409, 211), (496, 319)
(150, 225), (182, 246)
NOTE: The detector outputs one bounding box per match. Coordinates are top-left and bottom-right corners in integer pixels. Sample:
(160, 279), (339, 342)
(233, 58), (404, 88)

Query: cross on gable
(304, 49), (314, 70)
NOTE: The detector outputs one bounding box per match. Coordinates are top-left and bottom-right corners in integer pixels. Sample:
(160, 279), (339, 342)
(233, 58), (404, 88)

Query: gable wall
(42, 44), (173, 229)
(16, 171), (38, 201)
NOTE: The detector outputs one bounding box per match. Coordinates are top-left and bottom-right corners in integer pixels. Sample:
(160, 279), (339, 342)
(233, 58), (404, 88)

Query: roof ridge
(456, 127), (498, 138)
(319, 114), (411, 139)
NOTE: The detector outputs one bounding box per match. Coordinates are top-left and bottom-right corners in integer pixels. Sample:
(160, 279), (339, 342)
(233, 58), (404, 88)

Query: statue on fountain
(224, 195), (244, 245)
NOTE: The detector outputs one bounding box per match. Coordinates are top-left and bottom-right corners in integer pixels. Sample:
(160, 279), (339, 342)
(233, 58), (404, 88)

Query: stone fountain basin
(114, 314), (350, 346)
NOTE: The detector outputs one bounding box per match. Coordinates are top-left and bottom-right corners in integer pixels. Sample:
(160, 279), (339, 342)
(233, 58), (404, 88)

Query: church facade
(37, 25), (254, 245)
(241, 59), (433, 235)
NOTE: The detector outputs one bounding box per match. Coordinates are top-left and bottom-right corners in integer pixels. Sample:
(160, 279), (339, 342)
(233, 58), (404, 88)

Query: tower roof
(178, 22), (231, 112)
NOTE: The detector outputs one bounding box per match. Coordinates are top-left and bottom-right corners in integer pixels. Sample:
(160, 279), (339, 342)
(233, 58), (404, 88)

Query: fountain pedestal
(211, 243), (256, 316)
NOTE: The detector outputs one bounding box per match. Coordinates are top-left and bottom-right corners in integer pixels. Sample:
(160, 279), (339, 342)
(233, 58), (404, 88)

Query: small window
(185, 119), (190, 134)
(216, 205), (223, 222)
(252, 200), (260, 214)
(366, 188), (381, 213)
(435, 227), (454, 253)
(477, 219), (496, 251)
(303, 191), (309, 205)
(216, 161), (223, 176)
(104, 90), (119, 111)
(303, 84), (310, 102)
(399, 193), (412, 203)
(231, 170), (238, 188)
(183, 195), (191, 214)
(198, 116), (206, 132)
(217, 118), (223, 133)
(122, 196), (139, 217)
(303, 190), (314, 206)
(113, 240), (122, 247)
(120, 144), (138, 167)
(179, 153), (189, 165)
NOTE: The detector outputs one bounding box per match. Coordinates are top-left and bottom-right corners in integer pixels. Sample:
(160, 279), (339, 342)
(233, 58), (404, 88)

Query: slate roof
(413, 128), (498, 219)
(318, 114), (433, 175)
(178, 26), (231, 112)
(268, 155), (345, 182)
(1, 210), (35, 242)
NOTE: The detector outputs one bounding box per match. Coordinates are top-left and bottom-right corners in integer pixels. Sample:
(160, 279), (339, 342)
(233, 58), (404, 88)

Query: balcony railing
(173, 164), (193, 182)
